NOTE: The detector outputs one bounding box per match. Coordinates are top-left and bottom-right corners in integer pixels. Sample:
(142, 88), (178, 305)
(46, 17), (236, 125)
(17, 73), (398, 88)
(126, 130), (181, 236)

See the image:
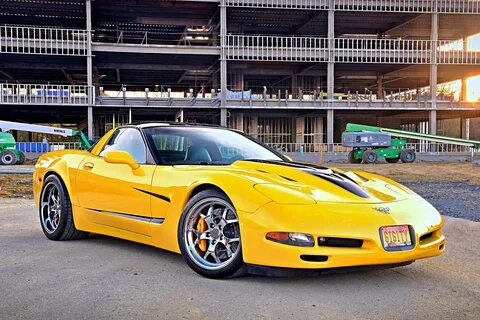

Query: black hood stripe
(244, 159), (370, 199)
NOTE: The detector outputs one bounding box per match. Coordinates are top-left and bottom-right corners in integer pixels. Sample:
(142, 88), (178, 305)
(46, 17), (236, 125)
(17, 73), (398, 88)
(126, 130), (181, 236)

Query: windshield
(142, 126), (286, 165)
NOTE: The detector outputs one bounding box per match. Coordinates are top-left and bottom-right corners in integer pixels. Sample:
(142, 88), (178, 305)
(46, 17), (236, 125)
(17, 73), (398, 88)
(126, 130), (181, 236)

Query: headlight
(254, 183), (316, 205)
(266, 232), (315, 247)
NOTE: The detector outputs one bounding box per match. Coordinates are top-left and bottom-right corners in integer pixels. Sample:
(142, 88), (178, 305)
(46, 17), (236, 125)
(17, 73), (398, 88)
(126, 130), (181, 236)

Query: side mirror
(104, 151), (140, 170)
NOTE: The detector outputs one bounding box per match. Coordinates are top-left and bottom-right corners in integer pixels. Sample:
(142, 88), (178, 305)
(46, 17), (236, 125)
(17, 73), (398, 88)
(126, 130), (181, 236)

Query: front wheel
(39, 175), (89, 240)
(178, 189), (244, 279)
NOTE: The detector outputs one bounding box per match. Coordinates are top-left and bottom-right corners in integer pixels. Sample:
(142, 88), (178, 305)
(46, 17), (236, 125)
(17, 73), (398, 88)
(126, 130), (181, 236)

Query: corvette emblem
(374, 207), (390, 214)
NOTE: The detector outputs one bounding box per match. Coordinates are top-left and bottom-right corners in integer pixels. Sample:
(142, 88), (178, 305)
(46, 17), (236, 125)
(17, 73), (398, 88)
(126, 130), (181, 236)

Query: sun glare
(466, 34), (480, 102)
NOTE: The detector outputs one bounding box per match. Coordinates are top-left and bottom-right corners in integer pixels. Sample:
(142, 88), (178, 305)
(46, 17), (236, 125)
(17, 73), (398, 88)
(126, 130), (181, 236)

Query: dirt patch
(334, 162), (480, 185)
(0, 174), (33, 198)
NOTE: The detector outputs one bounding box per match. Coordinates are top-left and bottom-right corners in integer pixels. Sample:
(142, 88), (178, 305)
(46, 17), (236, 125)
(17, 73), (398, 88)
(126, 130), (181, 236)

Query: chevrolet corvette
(33, 123), (445, 278)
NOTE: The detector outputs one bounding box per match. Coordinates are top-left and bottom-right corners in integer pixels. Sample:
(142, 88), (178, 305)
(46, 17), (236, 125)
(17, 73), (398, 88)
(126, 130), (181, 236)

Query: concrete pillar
(249, 116), (258, 140)
(461, 118), (470, 139)
(461, 78), (468, 102)
(220, 108), (228, 127)
(128, 108), (132, 124)
(295, 117), (305, 144)
(234, 112), (244, 131)
(231, 71), (244, 91)
(86, 0), (94, 139)
(292, 75), (298, 98)
(327, 4), (335, 148)
(175, 109), (184, 123)
(376, 74), (384, 99)
(314, 117), (324, 144)
(429, 110), (437, 135)
(220, 4), (228, 126)
(429, 12), (438, 136)
(327, 110), (334, 147)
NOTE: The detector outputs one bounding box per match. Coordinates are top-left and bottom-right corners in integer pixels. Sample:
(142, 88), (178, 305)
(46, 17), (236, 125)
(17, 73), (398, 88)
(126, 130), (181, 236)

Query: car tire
(400, 149), (416, 163)
(385, 157), (400, 163)
(16, 151), (26, 165)
(0, 150), (17, 165)
(348, 151), (362, 164)
(178, 189), (245, 279)
(39, 175), (89, 241)
(362, 150), (378, 164)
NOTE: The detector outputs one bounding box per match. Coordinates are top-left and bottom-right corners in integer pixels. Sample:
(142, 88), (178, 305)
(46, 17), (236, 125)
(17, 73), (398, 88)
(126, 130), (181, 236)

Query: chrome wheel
(184, 197), (241, 271)
(40, 182), (62, 234)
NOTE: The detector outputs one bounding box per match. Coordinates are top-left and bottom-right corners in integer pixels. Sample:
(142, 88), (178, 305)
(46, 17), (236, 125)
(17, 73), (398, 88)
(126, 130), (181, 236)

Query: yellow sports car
(33, 123), (445, 278)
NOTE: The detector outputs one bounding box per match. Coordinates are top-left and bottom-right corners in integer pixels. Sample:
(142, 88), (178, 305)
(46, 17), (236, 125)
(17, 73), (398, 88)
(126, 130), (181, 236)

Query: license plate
(380, 225), (412, 249)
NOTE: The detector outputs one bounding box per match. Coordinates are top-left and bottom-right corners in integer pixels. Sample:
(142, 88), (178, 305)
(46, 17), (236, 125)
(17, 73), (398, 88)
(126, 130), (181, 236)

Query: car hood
(230, 160), (417, 204)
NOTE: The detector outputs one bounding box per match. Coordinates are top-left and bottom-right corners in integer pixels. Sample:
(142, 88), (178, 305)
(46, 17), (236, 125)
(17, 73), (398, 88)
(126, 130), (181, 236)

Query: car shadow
(78, 233), (432, 284)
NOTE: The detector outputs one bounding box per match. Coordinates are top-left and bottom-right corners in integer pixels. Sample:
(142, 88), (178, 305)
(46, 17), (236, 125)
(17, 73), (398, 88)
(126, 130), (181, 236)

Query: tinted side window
(100, 128), (147, 164)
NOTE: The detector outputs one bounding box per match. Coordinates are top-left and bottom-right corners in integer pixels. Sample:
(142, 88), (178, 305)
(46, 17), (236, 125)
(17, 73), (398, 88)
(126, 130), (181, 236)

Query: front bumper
(239, 200), (446, 269)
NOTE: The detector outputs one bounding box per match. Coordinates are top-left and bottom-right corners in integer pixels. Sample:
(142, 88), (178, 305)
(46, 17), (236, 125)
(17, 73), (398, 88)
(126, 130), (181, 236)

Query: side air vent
(318, 237), (364, 248)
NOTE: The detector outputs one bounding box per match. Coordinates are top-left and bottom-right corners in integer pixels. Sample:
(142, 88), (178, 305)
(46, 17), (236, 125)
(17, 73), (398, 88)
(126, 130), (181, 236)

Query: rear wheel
(348, 151), (362, 164)
(362, 150), (378, 164)
(0, 150), (17, 165)
(39, 175), (89, 240)
(400, 149), (416, 163)
(178, 189), (244, 279)
(385, 157), (400, 164)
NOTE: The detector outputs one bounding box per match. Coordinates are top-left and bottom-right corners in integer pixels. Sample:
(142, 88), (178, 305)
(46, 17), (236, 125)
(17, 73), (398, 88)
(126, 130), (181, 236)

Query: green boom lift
(342, 123), (480, 164)
(0, 120), (91, 165)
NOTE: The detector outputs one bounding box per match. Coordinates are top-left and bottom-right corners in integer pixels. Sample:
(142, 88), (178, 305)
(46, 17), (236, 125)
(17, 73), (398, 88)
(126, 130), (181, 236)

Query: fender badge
(374, 207), (390, 214)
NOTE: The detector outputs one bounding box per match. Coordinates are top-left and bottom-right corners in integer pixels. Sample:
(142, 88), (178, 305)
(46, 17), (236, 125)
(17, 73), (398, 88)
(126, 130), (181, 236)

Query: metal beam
(327, 2), (335, 148)
(86, 0), (94, 139)
(92, 43), (220, 55)
(430, 12), (438, 135)
(220, 3), (227, 126)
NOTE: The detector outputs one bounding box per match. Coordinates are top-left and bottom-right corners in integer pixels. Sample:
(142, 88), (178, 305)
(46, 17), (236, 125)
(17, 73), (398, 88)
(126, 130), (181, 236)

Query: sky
(467, 34), (480, 102)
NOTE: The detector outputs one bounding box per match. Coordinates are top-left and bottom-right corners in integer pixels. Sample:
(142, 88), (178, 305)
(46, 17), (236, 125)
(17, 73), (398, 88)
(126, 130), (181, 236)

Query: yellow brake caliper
(196, 216), (207, 252)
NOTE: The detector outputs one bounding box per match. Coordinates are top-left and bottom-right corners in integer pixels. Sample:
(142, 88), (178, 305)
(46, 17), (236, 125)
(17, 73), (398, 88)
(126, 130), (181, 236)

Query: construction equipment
(0, 121), (91, 165)
(343, 123), (480, 164)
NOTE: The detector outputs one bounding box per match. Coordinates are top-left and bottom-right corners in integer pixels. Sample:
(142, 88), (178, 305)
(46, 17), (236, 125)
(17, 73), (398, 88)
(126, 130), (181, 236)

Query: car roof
(120, 122), (234, 130)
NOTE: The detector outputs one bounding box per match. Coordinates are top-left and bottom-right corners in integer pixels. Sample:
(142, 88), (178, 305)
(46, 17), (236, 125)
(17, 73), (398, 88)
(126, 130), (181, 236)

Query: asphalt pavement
(0, 198), (479, 320)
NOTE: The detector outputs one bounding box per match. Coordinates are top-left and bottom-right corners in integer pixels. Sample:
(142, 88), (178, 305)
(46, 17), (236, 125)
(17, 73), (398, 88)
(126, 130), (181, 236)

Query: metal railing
(224, 35), (329, 61)
(223, 0), (480, 13)
(1, 84), (93, 105)
(0, 25), (88, 56)
(224, 35), (480, 64)
(335, 38), (433, 64)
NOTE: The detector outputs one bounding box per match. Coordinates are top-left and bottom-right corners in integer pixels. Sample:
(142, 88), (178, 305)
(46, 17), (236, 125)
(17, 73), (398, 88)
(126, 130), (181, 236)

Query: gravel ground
(0, 199), (479, 320)
(401, 181), (480, 222)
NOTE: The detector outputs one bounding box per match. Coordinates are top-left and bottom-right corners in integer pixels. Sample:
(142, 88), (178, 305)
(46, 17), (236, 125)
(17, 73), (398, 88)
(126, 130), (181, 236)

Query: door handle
(83, 162), (95, 170)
